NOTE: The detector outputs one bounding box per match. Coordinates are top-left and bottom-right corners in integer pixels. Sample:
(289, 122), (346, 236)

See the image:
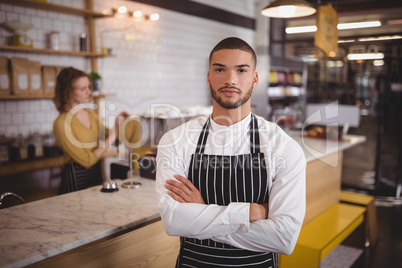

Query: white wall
(0, 0), (259, 137)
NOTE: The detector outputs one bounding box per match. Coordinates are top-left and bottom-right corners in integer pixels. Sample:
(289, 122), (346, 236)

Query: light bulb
(278, 5), (296, 18)
(133, 10), (142, 18)
(118, 6), (127, 14)
(150, 13), (160, 21)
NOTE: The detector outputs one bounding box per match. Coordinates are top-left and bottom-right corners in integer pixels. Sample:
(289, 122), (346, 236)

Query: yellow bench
(340, 191), (378, 247)
(280, 203), (366, 268)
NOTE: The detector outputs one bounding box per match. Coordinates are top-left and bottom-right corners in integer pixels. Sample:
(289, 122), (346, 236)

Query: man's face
(208, 49), (258, 110)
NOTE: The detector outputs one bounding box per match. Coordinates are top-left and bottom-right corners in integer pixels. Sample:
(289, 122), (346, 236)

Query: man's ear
(253, 72), (259, 88)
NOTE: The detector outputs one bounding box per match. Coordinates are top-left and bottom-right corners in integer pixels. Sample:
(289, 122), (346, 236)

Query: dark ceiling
(286, 0), (402, 40)
(283, 0), (402, 58)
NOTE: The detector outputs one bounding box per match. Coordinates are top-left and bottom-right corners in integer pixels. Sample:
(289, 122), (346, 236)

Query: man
(155, 37), (306, 267)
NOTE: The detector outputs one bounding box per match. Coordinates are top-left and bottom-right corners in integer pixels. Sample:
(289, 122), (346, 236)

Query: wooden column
(85, 0), (98, 72)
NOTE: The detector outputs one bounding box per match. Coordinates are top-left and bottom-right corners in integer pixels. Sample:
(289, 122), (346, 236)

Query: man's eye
(215, 68), (224, 72)
(238, 69), (246, 73)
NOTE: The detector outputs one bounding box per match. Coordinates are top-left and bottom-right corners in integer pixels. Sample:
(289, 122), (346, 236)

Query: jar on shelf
(79, 33), (87, 51)
(0, 134), (12, 164)
(8, 134), (28, 162)
(27, 131), (44, 160)
(43, 133), (63, 158)
(48, 31), (60, 51)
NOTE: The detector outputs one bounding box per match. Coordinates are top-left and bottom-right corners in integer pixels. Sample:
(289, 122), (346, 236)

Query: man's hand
(165, 174), (205, 204)
(249, 203), (268, 222)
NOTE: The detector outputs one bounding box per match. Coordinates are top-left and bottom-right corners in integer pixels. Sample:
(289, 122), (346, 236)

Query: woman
(53, 67), (128, 194)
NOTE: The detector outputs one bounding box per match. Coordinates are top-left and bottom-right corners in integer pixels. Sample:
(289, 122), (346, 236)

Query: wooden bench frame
(340, 191), (378, 247)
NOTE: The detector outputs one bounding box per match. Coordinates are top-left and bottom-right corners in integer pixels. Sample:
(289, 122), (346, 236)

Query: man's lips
(219, 87), (240, 96)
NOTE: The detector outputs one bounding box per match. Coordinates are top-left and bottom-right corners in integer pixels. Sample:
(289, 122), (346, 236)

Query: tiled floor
(321, 245), (363, 268)
(341, 114), (402, 268)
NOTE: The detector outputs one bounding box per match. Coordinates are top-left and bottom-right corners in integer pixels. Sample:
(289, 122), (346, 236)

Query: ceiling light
(132, 10), (143, 18)
(337, 21), (381, 30)
(347, 53), (384, 60)
(302, 55), (319, 62)
(338, 39), (355, 43)
(326, 61), (344, 68)
(286, 25), (317, 34)
(117, 6), (128, 14)
(146, 13), (160, 21)
(261, 0), (316, 18)
(112, 7), (160, 21)
(373, 60), (384, 66)
(287, 20), (382, 34)
(358, 35), (402, 42)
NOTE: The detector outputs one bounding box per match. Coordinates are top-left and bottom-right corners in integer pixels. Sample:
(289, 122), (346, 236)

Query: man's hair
(53, 67), (90, 113)
(209, 37), (257, 68)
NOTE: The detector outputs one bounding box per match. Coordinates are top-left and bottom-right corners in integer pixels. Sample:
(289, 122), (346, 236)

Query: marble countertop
(0, 177), (159, 268)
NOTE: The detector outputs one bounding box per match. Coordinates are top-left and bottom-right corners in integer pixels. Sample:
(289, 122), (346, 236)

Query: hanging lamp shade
(261, 0), (316, 18)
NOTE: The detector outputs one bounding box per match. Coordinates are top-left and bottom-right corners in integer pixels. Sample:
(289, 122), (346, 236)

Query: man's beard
(210, 84), (253, 109)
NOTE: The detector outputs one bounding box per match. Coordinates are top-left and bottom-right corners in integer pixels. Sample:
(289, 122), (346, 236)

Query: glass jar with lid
(0, 133), (12, 164)
(8, 134), (28, 162)
(28, 131), (43, 160)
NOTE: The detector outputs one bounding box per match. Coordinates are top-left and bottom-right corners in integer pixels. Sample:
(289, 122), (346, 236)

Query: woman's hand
(95, 111), (129, 159)
(115, 111), (130, 128)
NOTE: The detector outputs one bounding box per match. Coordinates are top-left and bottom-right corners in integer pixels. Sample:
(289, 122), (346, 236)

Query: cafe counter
(0, 133), (366, 267)
(0, 177), (163, 268)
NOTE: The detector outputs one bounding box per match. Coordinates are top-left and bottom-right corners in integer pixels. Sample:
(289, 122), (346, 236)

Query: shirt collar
(209, 112), (252, 131)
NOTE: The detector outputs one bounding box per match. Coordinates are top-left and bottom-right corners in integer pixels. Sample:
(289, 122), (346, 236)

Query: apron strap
(196, 114), (261, 154)
(250, 114), (261, 154)
(195, 117), (211, 154)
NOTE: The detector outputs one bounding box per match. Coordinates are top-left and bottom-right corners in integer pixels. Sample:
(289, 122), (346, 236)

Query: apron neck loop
(196, 114), (261, 154)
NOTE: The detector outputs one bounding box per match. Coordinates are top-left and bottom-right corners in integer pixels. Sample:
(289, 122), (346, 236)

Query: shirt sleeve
(53, 116), (100, 168)
(211, 139), (306, 255)
(155, 131), (251, 240)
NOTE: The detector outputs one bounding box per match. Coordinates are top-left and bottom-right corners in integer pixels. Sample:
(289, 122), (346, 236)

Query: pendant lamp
(261, 0), (316, 18)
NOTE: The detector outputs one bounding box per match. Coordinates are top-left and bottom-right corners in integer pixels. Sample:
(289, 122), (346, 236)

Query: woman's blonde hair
(53, 67), (90, 113)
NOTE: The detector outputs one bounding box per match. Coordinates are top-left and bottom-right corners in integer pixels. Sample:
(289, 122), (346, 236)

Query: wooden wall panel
(29, 220), (180, 268)
(304, 152), (343, 224)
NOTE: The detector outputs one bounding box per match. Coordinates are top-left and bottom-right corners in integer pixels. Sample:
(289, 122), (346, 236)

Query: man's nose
(225, 71), (237, 85)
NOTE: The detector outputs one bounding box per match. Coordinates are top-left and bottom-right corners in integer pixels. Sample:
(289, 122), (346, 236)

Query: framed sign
(314, 3), (338, 56)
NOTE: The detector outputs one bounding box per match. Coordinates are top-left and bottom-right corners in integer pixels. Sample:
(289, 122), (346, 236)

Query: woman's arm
(94, 111), (129, 158)
(53, 111), (129, 168)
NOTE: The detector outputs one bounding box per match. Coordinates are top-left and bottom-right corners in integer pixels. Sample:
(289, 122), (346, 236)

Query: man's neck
(211, 101), (251, 126)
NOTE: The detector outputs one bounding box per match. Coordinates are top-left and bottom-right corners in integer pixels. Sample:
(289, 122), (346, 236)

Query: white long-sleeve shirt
(155, 113), (306, 255)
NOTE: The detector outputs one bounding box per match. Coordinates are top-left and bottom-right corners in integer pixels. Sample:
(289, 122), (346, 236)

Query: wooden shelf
(0, 156), (64, 176)
(0, 93), (115, 101)
(0, 45), (115, 58)
(0, 93), (116, 101)
(0, 94), (54, 100)
(0, 0), (114, 18)
(92, 93), (116, 99)
(0, 149), (118, 176)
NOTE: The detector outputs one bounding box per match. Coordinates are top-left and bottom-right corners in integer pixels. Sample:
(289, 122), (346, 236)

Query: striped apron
(176, 114), (277, 268)
(58, 161), (102, 194)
